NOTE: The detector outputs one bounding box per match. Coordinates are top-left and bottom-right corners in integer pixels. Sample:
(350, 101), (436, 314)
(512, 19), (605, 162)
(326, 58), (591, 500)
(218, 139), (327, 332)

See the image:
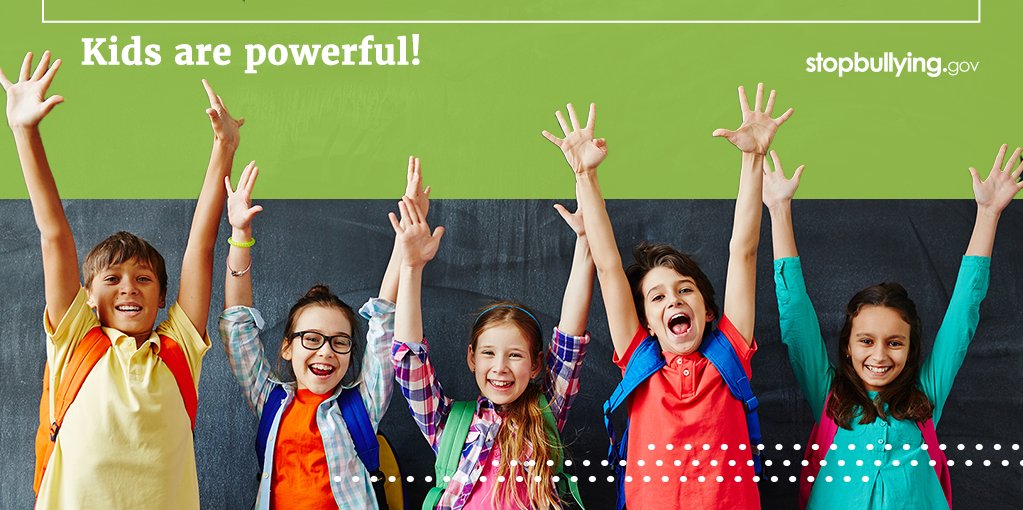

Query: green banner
(1, 1), (1017, 198)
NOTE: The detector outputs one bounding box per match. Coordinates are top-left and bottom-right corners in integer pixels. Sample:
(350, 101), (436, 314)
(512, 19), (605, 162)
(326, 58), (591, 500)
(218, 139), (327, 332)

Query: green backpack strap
(539, 395), (585, 510)
(422, 401), (476, 510)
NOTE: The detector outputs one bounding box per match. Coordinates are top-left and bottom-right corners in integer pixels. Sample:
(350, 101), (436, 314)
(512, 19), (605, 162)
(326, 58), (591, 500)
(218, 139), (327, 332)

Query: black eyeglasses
(290, 331), (353, 355)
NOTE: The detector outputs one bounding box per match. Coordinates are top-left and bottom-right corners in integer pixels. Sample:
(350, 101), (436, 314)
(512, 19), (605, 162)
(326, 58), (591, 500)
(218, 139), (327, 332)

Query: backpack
(257, 385), (405, 510)
(602, 328), (763, 510)
(798, 392), (951, 510)
(34, 326), (197, 494)
(422, 395), (584, 510)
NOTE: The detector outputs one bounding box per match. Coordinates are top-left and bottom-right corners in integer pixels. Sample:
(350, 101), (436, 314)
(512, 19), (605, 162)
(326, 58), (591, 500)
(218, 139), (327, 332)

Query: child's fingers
(585, 103), (596, 132)
(388, 212), (402, 234)
(541, 130), (562, 147)
(406, 155), (415, 184)
(712, 128), (736, 143)
(248, 205), (263, 217)
(1003, 147), (1022, 173)
(236, 117), (245, 127)
(555, 110), (570, 138)
(19, 52), (33, 81)
(594, 138), (608, 152)
(775, 108), (794, 126)
(990, 144), (1008, 175)
(223, 176), (234, 195)
(397, 200), (411, 225)
(754, 83), (764, 112)
(423, 185), (431, 198)
(553, 203), (571, 223)
(201, 79), (218, 107)
(1011, 159), (1023, 181)
(41, 95), (63, 114)
(402, 196), (421, 224)
(770, 150), (782, 174)
(245, 166), (259, 191)
(432, 226), (445, 241)
(40, 59), (61, 90)
(206, 108), (219, 120)
(761, 158), (771, 174)
(32, 51), (51, 81)
(0, 68), (12, 90)
(765, 89), (777, 116)
(567, 103), (581, 131)
(792, 165), (805, 183)
(737, 85), (750, 113)
(968, 167), (981, 186)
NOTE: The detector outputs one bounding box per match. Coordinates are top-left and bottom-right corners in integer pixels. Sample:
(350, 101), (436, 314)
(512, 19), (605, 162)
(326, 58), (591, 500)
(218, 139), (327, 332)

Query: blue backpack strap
(256, 386), (289, 469)
(602, 337), (665, 510)
(699, 329), (763, 475)
(336, 387), (381, 473)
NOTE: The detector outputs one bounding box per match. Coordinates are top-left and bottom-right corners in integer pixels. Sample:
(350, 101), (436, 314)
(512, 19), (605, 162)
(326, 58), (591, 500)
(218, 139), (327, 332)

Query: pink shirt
(613, 315), (760, 509)
(463, 444), (530, 510)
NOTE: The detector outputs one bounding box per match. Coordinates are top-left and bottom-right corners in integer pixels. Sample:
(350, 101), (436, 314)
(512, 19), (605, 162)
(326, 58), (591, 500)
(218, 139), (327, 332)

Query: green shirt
(774, 256), (990, 510)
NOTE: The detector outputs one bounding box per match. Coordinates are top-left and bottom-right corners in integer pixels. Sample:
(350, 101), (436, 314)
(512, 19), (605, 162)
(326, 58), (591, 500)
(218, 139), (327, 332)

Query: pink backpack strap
(798, 392), (839, 510)
(917, 419), (952, 508)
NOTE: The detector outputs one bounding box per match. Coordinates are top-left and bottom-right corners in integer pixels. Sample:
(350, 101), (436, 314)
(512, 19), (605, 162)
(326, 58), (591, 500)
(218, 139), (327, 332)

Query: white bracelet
(228, 260), (252, 277)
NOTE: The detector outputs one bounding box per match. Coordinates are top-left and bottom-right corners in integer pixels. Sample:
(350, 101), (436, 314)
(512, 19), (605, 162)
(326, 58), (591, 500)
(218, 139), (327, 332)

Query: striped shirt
(392, 328), (589, 510)
(219, 298), (395, 510)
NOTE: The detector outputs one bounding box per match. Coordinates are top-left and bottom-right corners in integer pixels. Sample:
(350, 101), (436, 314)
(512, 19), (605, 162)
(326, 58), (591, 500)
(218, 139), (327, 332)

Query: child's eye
(679, 287), (693, 294)
(510, 353), (523, 359)
(481, 350), (494, 356)
(651, 295), (663, 302)
(858, 338), (873, 345)
(888, 340), (904, 348)
(104, 276), (118, 283)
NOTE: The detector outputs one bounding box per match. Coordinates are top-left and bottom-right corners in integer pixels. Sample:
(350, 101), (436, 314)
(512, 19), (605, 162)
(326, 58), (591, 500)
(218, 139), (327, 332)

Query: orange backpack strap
(34, 326), (111, 494)
(157, 336), (198, 430)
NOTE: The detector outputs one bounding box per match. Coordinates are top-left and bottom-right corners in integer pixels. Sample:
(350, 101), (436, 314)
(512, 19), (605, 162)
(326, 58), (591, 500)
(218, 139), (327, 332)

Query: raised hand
(762, 150), (805, 209)
(713, 83), (793, 155)
(389, 196), (444, 268)
(542, 102), (608, 173)
(554, 199), (585, 237)
(970, 144), (1023, 215)
(203, 79), (244, 149)
(0, 51), (64, 129)
(404, 156), (431, 221)
(224, 161), (264, 231)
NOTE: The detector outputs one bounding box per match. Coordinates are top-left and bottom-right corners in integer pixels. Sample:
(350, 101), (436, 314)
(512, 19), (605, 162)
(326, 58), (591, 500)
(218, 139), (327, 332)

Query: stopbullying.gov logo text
(805, 52), (980, 78)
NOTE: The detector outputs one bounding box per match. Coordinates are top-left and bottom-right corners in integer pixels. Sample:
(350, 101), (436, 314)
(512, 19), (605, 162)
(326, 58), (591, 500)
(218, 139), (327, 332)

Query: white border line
(41, 0), (981, 25)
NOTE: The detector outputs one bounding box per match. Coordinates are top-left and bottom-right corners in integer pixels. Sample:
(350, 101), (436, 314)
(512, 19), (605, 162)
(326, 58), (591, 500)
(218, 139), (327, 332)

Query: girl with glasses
(218, 157), (430, 509)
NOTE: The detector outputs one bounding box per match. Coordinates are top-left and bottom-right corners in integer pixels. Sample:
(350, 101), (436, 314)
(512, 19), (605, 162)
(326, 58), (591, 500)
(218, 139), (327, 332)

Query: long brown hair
(828, 283), (933, 428)
(279, 285), (362, 387)
(471, 302), (562, 510)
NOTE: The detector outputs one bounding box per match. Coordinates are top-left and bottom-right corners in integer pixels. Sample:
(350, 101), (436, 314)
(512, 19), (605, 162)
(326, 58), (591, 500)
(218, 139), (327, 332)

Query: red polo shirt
(613, 315), (760, 509)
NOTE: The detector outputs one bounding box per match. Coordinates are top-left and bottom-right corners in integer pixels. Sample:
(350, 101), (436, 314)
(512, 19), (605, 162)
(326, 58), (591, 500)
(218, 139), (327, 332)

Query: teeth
(310, 363), (335, 372)
(866, 365), (891, 374)
(116, 305), (141, 312)
(490, 380), (513, 388)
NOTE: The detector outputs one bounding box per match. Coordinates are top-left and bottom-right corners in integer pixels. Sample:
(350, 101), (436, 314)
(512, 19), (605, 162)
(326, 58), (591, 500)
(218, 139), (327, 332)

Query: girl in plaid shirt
(218, 157), (431, 509)
(389, 193), (595, 510)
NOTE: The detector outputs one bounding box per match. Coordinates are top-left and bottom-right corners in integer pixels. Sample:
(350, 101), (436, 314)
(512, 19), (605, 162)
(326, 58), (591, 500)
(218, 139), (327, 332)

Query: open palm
(713, 83), (793, 155)
(542, 103), (607, 173)
(1, 51), (63, 128)
(971, 144), (1023, 214)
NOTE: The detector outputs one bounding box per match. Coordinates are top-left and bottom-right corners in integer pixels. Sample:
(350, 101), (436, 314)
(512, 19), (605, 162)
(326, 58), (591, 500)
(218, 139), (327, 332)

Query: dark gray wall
(1, 199), (1020, 509)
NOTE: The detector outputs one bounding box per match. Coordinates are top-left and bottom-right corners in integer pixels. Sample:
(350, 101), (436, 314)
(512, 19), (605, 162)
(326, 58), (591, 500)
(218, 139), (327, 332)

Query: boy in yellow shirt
(1, 50), (244, 509)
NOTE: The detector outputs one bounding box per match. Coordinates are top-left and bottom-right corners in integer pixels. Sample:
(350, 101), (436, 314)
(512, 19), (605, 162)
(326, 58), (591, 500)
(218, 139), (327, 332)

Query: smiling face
(639, 266), (715, 355)
(847, 305), (911, 391)
(282, 304), (352, 395)
(86, 258), (165, 341)
(467, 323), (541, 406)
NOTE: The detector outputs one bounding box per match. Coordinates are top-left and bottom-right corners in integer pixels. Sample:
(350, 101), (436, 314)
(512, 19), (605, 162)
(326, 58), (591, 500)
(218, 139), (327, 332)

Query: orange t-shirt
(613, 315), (760, 509)
(271, 388), (336, 510)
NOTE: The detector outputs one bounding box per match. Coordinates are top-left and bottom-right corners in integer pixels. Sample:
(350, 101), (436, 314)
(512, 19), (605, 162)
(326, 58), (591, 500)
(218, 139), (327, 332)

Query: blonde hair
(471, 302), (562, 510)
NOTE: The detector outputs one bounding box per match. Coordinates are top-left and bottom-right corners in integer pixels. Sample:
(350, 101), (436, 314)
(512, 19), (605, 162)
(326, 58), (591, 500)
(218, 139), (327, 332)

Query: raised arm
(966, 144), (1023, 257)
(762, 150), (805, 260)
(379, 156), (432, 302)
(2, 51), (78, 328)
(553, 198), (595, 336)
(390, 196), (444, 347)
(223, 162), (262, 309)
(713, 83), (794, 343)
(542, 103), (637, 357)
(178, 80), (244, 335)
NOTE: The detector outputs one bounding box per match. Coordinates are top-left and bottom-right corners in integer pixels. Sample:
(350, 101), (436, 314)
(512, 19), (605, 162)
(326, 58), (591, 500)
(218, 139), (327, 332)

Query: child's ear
(705, 310), (715, 324)
(466, 345), (476, 372)
(281, 341), (293, 361)
(86, 291), (96, 309)
(530, 357), (542, 379)
(159, 295), (167, 309)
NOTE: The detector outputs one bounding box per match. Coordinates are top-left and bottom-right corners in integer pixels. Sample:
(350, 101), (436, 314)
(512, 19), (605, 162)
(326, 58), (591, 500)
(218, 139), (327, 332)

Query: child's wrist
(975, 204), (1002, 221)
(230, 228), (253, 241)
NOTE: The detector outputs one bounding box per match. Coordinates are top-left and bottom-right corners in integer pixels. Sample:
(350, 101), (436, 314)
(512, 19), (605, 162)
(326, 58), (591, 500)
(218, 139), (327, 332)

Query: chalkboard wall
(1, 199), (1020, 509)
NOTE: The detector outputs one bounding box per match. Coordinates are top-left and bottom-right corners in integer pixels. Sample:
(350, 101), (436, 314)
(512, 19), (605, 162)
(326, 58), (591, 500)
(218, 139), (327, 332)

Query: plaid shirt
(392, 328), (589, 510)
(219, 298), (395, 510)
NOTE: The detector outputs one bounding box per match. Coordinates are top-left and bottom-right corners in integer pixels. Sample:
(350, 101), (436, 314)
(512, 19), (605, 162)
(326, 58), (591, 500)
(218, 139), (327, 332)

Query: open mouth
(667, 313), (692, 336)
(309, 363), (336, 377)
(864, 364), (892, 375)
(489, 379), (513, 390)
(115, 304), (142, 314)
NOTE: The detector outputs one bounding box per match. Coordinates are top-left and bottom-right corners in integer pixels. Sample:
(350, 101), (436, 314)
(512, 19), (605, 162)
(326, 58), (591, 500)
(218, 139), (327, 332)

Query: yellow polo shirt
(36, 288), (209, 510)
